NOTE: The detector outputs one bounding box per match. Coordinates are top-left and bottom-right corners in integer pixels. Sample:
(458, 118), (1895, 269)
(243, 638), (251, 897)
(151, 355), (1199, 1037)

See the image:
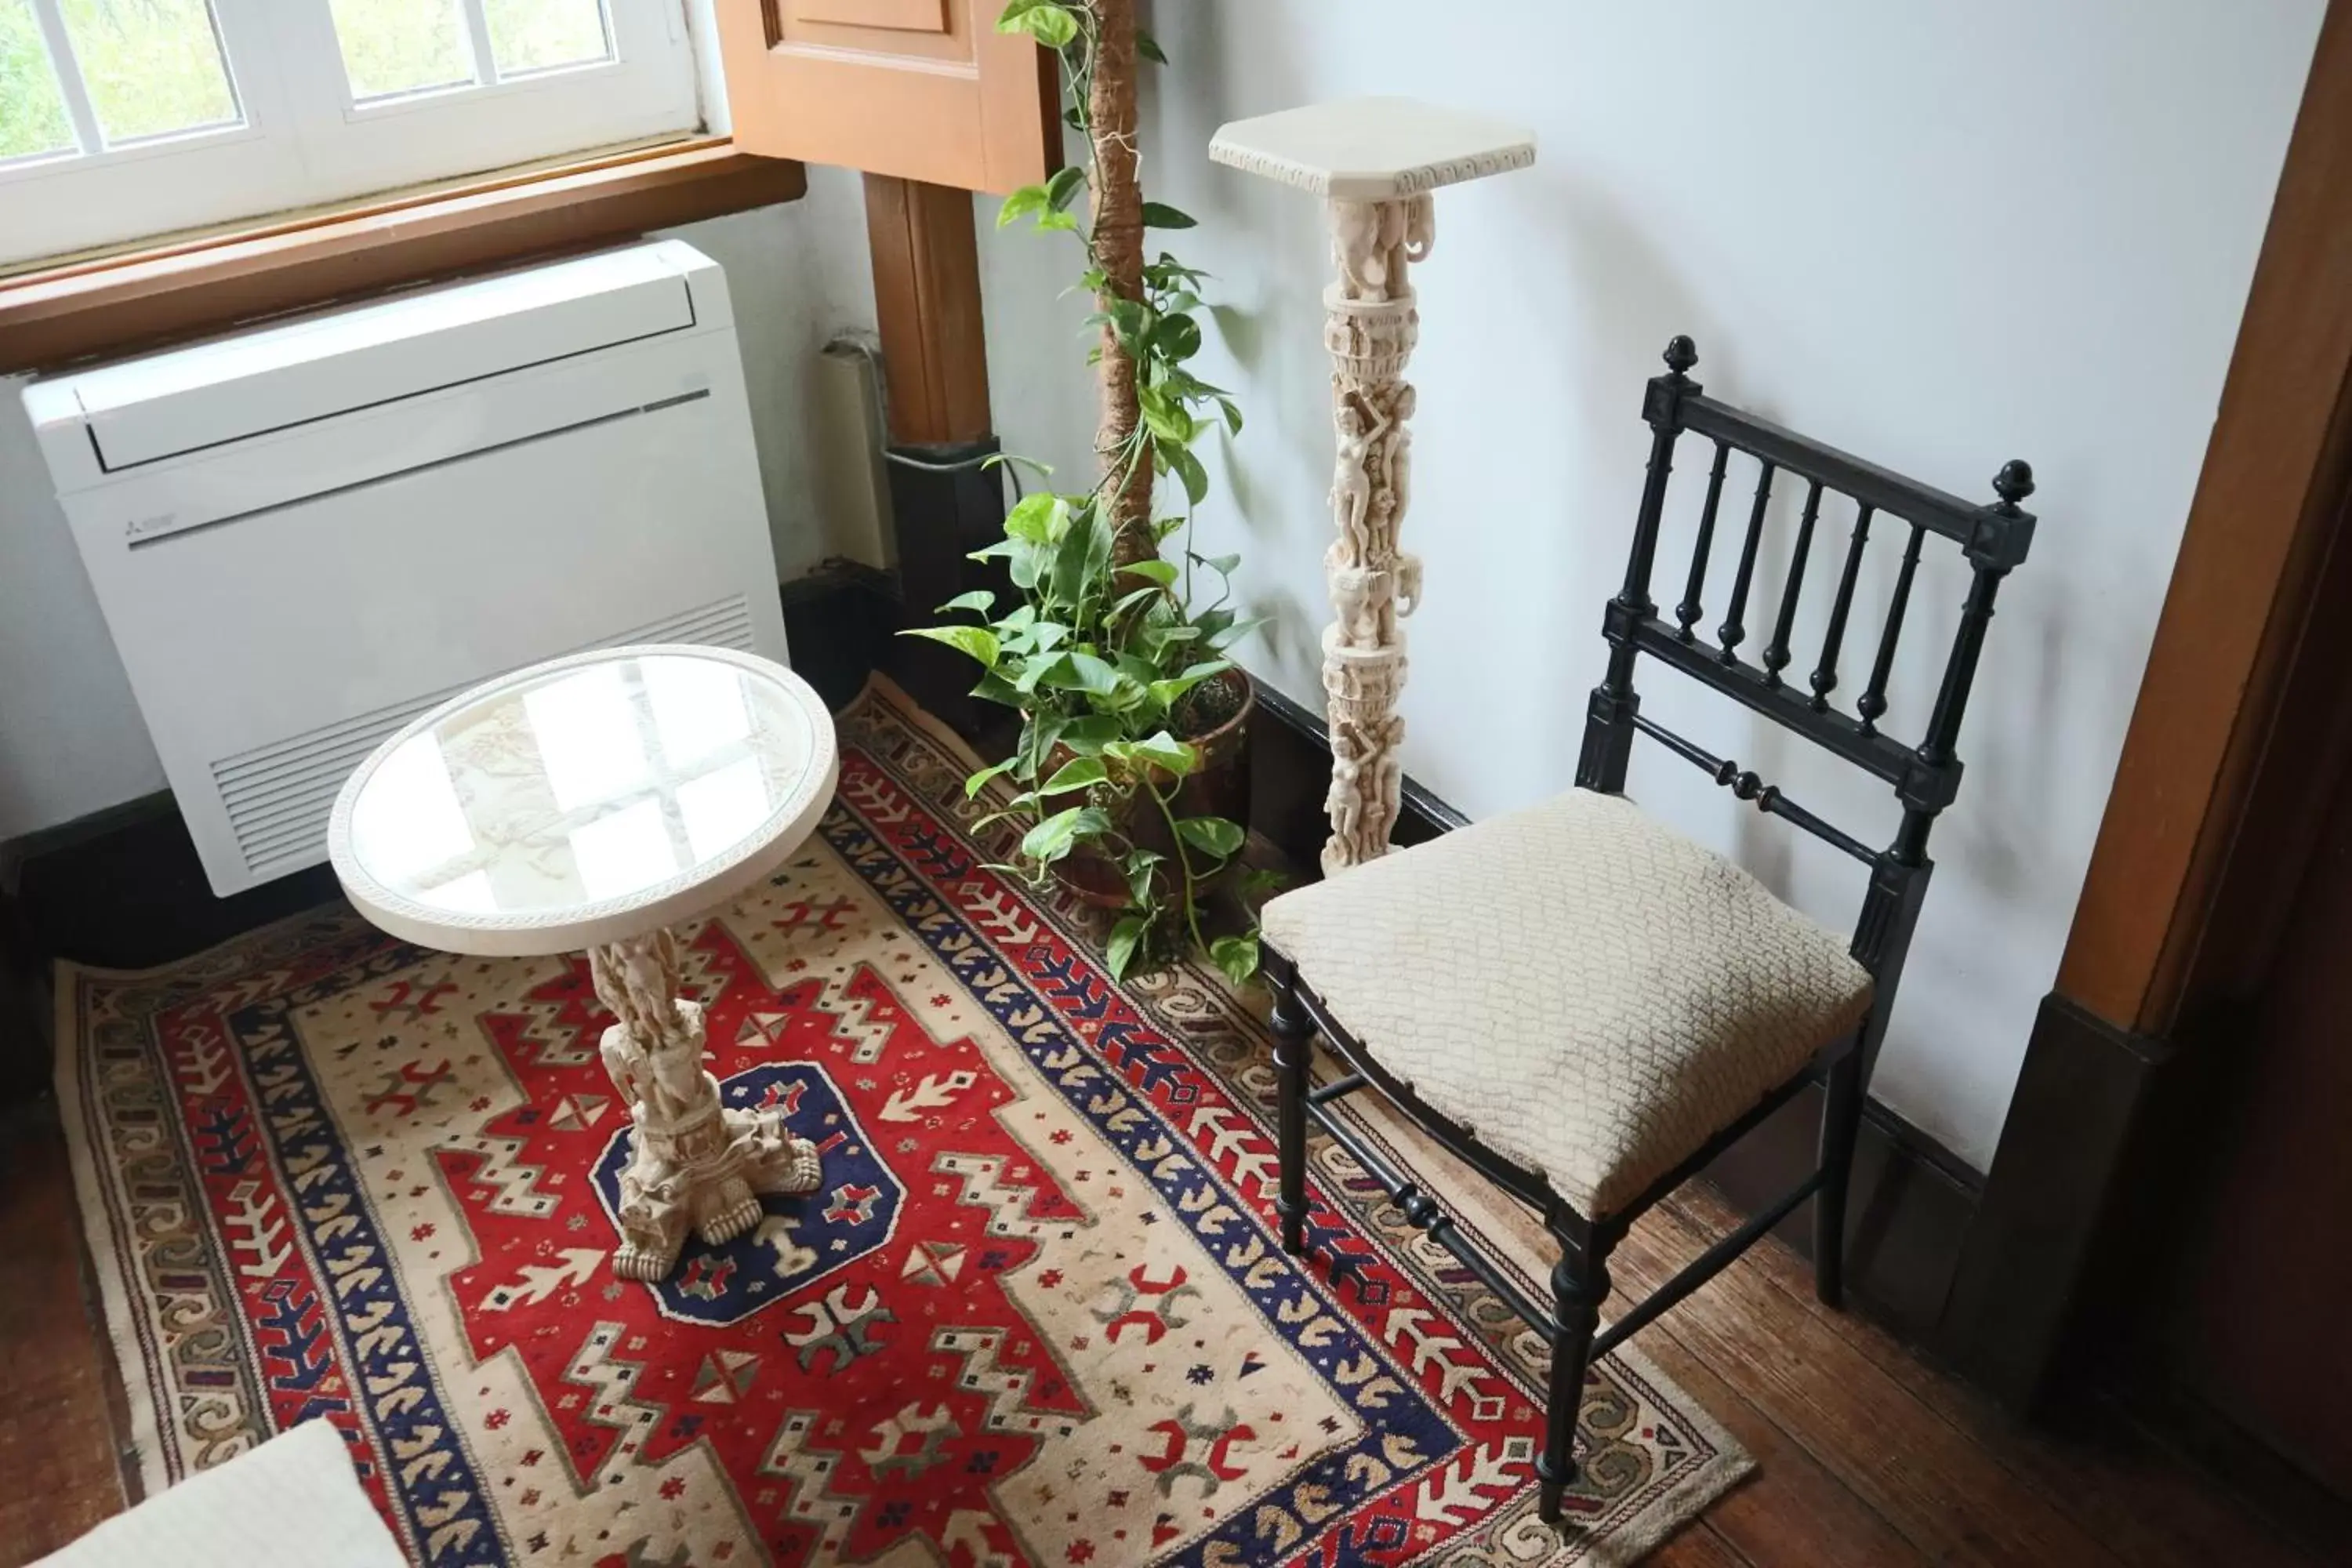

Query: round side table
(327, 644), (840, 1282)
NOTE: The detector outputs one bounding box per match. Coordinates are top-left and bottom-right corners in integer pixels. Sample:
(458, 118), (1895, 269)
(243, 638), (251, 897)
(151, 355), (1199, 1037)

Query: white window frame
(0, 0), (701, 268)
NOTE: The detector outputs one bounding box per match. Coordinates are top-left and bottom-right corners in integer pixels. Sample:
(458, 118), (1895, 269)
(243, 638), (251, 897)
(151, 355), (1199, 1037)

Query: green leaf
(1036, 209), (1079, 233)
(1165, 443), (1209, 506)
(1218, 397), (1243, 436)
(1140, 201), (1198, 230)
(1105, 913), (1150, 979)
(1209, 932), (1261, 987)
(1175, 815), (1246, 860)
(1039, 756), (1109, 795)
(996, 0), (1076, 46)
(1121, 731), (1200, 777)
(1014, 652), (1069, 695)
(1045, 165), (1087, 212)
(1058, 714), (1124, 753)
(1207, 613), (1269, 651)
(1120, 557), (1178, 589)
(1054, 650), (1123, 697)
(1051, 503), (1113, 608)
(971, 671), (1022, 709)
(1121, 848), (1166, 906)
(1106, 297), (1152, 350)
(935, 587), (997, 616)
(899, 625), (1000, 669)
(1149, 312), (1202, 364)
(1145, 659), (1232, 713)
(1192, 552), (1241, 578)
(1020, 804), (1110, 865)
(964, 757), (1016, 798)
(1134, 26), (1168, 64)
(1003, 491), (1068, 544)
(1106, 584), (1163, 624)
(1019, 713), (1066, 778)
(996, 183), (1048, 227)
(1139, 390), (1196, 448)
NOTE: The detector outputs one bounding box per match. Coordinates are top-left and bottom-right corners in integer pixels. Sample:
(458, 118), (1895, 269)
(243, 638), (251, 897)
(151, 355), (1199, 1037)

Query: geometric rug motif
(56, 677), (1748, 1565)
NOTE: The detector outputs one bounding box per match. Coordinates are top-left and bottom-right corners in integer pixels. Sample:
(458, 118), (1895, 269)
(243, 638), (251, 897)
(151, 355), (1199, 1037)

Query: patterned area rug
(56, 678), (1747, 1566)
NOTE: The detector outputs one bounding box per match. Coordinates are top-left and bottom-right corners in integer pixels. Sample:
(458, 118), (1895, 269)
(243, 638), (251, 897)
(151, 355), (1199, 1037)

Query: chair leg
(1536, 1243), (1610, 1525)
(1814, 1049), (1864, 1308)
(1269, 981), (1313, 1258)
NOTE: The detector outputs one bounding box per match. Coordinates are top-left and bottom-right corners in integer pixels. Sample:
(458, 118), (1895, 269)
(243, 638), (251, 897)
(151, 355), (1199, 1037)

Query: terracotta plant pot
(1047, 667), (1255, 909)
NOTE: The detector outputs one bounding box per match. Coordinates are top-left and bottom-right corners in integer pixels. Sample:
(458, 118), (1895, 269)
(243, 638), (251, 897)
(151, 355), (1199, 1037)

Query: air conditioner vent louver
(212, 593), (759, 877)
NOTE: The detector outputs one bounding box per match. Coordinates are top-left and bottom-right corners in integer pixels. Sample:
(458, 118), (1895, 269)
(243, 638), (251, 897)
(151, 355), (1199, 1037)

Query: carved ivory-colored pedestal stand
(588, 929), (822, 1279)
(328, 644), (840, 1283)
(1212, 99), (1535, 872)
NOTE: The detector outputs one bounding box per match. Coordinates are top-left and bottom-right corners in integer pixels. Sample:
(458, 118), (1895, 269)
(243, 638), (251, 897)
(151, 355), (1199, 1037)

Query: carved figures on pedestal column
(590, 927), (821, 1281)
(1318, 194), (1434, 874)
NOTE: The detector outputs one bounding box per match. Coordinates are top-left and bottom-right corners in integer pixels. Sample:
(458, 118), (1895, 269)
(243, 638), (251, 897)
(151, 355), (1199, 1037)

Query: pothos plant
(904, 0), (1273, 986)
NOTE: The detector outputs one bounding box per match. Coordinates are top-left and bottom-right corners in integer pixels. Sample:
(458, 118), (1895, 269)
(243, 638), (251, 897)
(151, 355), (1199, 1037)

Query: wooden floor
(2, 1091), (2336, 1568)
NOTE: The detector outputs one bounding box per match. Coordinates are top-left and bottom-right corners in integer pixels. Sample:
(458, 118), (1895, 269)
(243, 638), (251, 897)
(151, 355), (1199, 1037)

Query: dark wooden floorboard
(0, 1098), (129, 1563)
(1665, 1182), (2336, 1568)
(1614, 1197), (2133, 1566)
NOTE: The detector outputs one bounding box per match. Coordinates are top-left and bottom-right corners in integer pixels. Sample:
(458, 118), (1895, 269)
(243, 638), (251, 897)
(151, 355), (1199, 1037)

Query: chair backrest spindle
(1761, 479), (1824, 685)
(1718, 459), (1775, 663)
(1857, 524), (1924, 736)
(1809, 503), (1874, 711)
(1676, 441), (1733, 641)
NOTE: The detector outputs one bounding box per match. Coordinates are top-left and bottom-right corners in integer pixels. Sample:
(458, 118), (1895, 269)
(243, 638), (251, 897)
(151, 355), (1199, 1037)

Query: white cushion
(1262, 787), (1874, 1217)
(37, 1418), (407, 1568)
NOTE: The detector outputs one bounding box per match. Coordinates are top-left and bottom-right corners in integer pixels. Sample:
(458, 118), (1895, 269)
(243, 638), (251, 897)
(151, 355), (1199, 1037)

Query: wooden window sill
(0, 137), (807, 377)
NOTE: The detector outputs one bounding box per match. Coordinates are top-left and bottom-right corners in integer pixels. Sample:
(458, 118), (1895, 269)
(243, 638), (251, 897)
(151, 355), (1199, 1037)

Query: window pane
(483, 0), (608, 77)
(329, 0), (475, 100)
(56, 0), (238, 145)
(0, 0), (76, 161)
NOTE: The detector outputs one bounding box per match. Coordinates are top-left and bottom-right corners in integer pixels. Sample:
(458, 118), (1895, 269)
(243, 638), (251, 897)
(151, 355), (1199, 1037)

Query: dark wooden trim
(1954, 3), (2352, 1417)
(2056, 0), (2352, 1036)
(1940, 994), (2176, 1405)
(861, 174), (993, 445)
(1243, 676), (1983, 1345)
(0, 139), (808, 374)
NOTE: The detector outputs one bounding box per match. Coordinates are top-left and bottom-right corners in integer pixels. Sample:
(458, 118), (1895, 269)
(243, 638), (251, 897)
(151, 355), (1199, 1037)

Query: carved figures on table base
(1319, 194), (1433, 873)
(589, 927), (821, 1282)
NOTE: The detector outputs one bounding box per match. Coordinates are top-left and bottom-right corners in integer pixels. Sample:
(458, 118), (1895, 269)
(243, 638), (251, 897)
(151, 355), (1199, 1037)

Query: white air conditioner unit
(24, 240), (789, 897)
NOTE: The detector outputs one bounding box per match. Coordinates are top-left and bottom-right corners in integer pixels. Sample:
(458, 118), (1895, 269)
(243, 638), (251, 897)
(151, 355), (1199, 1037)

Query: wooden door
(717, 0), (1060, 192)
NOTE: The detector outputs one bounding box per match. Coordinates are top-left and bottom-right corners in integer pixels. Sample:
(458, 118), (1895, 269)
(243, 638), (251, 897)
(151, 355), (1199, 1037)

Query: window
(0, 0), (697, 267)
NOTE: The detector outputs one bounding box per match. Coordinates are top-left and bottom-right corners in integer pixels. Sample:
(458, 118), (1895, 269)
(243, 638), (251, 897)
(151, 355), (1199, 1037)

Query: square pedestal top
(1210, 96), (1535, 201)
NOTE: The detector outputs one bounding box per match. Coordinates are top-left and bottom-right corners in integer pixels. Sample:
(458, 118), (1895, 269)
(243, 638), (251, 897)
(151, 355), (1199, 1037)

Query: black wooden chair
(1259, 335), (2038, 1526)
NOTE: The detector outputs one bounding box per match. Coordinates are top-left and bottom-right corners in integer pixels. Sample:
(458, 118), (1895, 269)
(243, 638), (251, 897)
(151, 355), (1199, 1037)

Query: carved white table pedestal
(1212, 98), (1535, 873)
(328, 644), (840, 1282)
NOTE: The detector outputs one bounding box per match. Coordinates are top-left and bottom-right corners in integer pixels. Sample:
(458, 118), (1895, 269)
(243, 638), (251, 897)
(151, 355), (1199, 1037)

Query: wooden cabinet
(717, 0), (1060, 192)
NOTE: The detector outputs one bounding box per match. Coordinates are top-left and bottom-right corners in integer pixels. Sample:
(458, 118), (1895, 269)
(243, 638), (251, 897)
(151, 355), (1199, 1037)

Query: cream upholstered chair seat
(1261, 786), (1874, 1217)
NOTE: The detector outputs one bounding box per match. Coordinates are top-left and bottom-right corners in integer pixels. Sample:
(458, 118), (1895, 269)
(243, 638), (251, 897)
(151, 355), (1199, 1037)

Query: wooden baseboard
(1243, 681), (1985, 1351)
(1940, 991), (2183, 1410)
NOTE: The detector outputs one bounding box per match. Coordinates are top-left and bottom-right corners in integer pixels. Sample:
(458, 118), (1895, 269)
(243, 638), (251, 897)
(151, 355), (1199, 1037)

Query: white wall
(0, 168), (877, 844)
(978, 0), (2325, 1167)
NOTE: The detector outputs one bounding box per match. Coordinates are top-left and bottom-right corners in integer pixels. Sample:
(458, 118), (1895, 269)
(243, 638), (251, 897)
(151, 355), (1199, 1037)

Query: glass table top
(334, 648), (833, 942)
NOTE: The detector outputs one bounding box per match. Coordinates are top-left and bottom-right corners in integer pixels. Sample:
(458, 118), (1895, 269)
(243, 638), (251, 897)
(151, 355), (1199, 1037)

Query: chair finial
(1992, 459), (2035, 510)
(1663, 335), (1699, 377)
